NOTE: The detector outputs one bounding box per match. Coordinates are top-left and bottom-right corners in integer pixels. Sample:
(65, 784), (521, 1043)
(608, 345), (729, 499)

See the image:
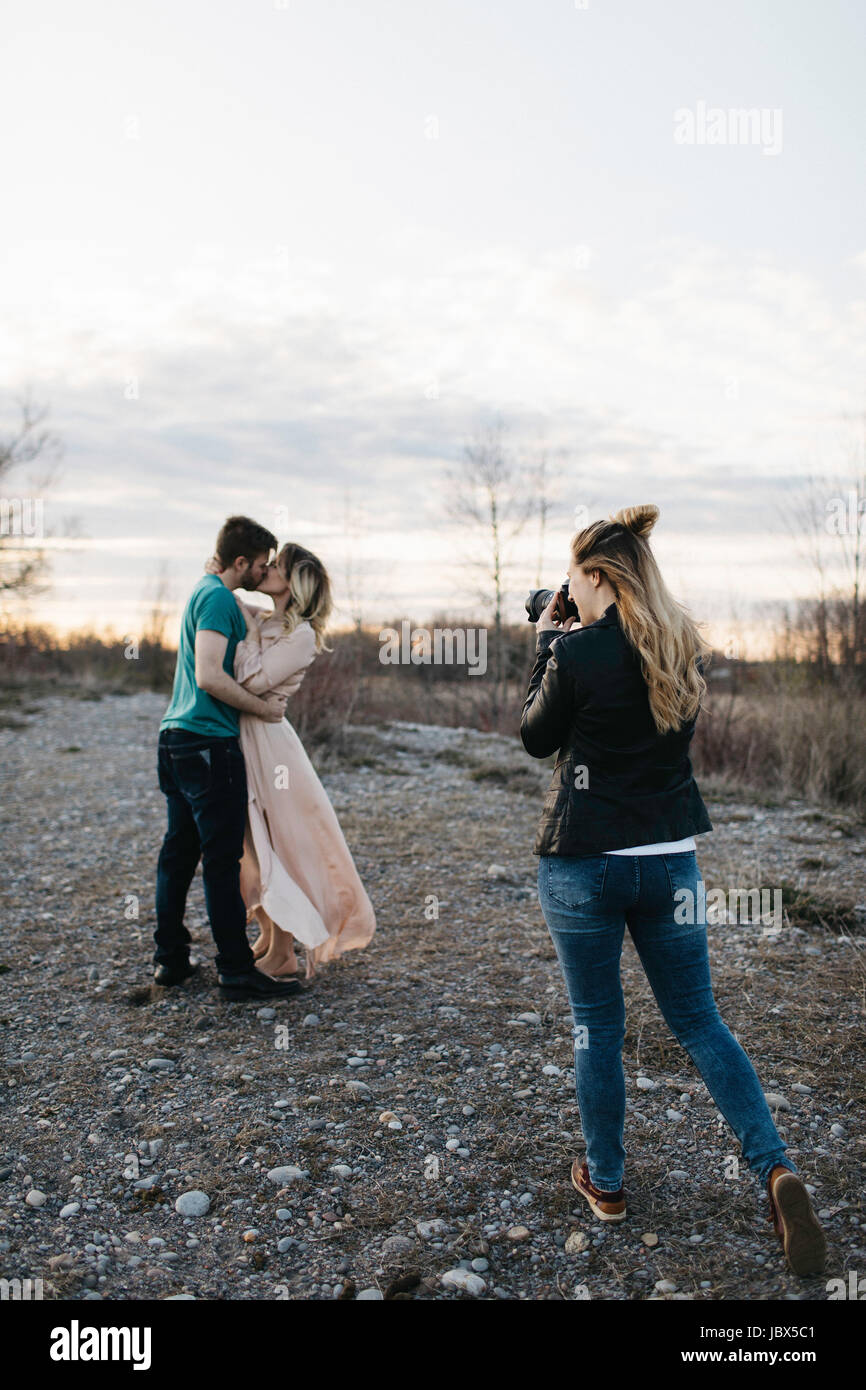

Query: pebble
(507, 1225), (531, 1242)
(175, 1191), (210, 1218)
(666, 1108), (683, 1121)
(277, 1237), (293, 1253)
(345, 1080), (372, 1098)
(146, 1058), (176, 1071)
(830, 1124), (846, 1138)
(25, 1190), (47, 1207)
(59, 1202), (80, 1218)
(441, 1268), (486, 1295)
(516, 1012), (541, 1024)
(330, 1164), (353, 1179)
(667, 1170), (690, 1182)
(256, 1008), (276, 1021)
(636, 1077), (657, 1091)
(416, 1218), (448, 1238)
(655, 1279), (678, 1294)
(542, 1064), (561, 1076)
(356, 1288), (384, 1300)
(302, 1014), (320, 1027)
(791, 1083), (812, 1095)
(267, 1166), (305, 1184)
(565, 1230), (590, 1254)
(641, 1232), (659, 1247)
(763, 1092), (790, 1111)
(471, 1257), (489, 1272)
(382, 1235), (414, 1256)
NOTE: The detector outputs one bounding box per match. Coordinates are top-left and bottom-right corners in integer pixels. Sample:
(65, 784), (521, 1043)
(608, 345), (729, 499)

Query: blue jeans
(538, 851), (795, 1193)
(155, 728), (255, 976)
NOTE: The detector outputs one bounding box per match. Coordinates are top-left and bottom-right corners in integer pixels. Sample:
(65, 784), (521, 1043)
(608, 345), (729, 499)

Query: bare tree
(341, 488), (373, 634)
(532, 445), (550, 590)
(777, 413), (866, 671)
(779, 482), (822, 668)
(142, 560), (174, 647)
(444, 418), (539, 720)
(0, 392), (64, 602)
(836, 412), (866, 665)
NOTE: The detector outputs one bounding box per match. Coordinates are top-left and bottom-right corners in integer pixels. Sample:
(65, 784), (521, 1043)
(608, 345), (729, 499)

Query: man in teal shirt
(154, 515), (300, 1001)
(160, 572), (249, 738)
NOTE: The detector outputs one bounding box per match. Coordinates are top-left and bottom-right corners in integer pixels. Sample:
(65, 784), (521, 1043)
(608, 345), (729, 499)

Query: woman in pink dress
(207, 544), (376, 980)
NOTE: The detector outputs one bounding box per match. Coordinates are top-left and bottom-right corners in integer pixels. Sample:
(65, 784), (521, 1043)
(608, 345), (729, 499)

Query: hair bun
(612, 503), (659, 539)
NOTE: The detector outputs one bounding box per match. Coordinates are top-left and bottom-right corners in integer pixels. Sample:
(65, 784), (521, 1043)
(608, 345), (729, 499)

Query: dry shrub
(693, 672), (866, 813)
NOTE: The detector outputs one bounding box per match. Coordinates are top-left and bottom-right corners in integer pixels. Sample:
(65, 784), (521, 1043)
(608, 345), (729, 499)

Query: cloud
(3, 238), (863, 636)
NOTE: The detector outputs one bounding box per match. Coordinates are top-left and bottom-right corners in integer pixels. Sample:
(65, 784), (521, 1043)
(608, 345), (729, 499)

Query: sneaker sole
(772, 1173), (827, 1276)
(570, 1164), (627, 1222)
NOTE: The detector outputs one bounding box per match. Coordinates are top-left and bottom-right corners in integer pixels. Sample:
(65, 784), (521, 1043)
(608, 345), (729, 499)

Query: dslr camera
(525, 580), (580, 625)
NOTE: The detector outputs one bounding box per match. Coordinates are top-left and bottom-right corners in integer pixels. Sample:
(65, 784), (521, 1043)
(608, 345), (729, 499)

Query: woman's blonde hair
(570, 504), (710, 734)
(275, 542), (333, 652)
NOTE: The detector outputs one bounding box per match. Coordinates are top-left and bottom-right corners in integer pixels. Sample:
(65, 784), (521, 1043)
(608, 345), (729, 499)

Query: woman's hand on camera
(537, 595), (578, 634)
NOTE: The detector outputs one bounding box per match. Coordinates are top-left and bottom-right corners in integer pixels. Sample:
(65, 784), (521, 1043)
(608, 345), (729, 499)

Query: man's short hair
(215, 515), (278, 569)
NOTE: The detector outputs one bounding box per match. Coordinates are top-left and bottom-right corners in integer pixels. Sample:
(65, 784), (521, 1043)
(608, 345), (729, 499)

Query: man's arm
(194, 630), (285, 721)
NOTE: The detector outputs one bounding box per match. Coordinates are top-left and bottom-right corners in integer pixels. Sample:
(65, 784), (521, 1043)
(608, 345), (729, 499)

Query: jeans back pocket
(545, 855), (608, 909)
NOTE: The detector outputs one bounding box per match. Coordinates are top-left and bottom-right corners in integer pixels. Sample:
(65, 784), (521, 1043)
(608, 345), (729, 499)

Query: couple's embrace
(153, 515), (376, 1000)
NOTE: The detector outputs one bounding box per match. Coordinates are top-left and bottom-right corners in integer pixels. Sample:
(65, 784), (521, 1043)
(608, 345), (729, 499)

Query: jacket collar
(582, 601), (618, 629)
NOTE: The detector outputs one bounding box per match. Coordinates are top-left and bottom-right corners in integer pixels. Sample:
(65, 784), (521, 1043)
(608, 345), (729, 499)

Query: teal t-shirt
(160, 575), (247, 737)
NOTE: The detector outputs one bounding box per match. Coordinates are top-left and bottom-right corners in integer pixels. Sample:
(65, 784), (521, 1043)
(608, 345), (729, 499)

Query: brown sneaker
(570, 1159), (626, 1222)
(767, 1166), (827, 1276)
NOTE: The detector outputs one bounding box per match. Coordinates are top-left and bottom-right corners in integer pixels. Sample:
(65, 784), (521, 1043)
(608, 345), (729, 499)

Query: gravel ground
(0, 691), (863, 1302)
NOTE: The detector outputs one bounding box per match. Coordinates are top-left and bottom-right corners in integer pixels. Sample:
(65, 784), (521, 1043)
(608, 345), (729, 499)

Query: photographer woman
(520, 504), (826, 1277)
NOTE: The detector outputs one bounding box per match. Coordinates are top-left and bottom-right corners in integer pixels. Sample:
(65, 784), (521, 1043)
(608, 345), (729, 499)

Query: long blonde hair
(275, 542), (333, 652)
(570, 504), (710, 734)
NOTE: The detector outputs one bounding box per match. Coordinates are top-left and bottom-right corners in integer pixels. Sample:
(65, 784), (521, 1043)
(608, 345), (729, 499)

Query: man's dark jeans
(155, 728), (255, 976)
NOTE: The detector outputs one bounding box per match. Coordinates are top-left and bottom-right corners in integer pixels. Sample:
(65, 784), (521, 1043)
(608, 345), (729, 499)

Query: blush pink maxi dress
(231, 603), (376, 978)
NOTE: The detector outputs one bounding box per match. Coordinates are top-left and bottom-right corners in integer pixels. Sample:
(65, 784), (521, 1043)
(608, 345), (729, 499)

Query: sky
(1, 0), (865, 654)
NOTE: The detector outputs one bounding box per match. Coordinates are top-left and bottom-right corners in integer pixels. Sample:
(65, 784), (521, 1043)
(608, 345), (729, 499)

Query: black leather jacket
(520, 602), (712, 856)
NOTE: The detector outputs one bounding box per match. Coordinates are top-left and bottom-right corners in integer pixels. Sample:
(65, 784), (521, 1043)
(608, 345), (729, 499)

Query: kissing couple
(153, 515), (376, 1000)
